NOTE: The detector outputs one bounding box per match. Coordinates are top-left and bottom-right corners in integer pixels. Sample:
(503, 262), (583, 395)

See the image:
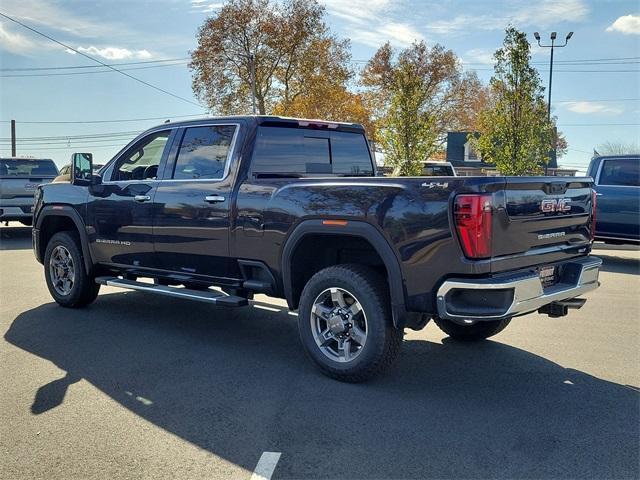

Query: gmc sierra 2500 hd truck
(33, 116), (601, 382)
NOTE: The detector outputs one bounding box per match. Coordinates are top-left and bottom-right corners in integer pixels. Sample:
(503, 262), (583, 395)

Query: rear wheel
(44, 231), (100, 308)
(298, 264), (403, 383)
(434, 316), (511, 341)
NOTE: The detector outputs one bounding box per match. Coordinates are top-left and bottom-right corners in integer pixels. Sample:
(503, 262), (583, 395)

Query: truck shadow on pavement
(5, 292), (639, 479)
(596, 254), (640, 275)
(0, 226), (32, 251)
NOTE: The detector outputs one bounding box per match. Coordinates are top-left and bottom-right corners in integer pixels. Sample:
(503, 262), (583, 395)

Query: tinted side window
(112, 131), (169, 181)
(599, 159), (640, 187)
(423, 165), (454, 176)
(173, 125), (236, 180)
(330, 131), (373, 176)
(252, 127), (322, 176)
(252, 127), (372, 177)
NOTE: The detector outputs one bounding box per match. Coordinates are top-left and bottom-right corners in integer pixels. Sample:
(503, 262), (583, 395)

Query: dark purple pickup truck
(32, 116), (601, 381)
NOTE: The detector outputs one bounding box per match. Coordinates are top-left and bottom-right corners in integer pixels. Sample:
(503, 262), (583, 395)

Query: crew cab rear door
(152, 123), (240, 280)
(490, 177), (594, 272)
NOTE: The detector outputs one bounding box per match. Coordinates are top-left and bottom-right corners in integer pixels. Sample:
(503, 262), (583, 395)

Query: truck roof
(150, 115), (366, 133)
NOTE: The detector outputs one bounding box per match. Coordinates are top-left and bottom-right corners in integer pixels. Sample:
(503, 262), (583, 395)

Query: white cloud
(463, 48), (494, 65)
(1, 0), (117, 38)
(190, 0), (224, 13)
(321, 0), (423, 47)
(513, 0), (589, 26)
(74, 46), (153, 61)
(427, 0), (589, 35)
(606, 14), (640, 35)
(351, 22), (424, 48)
(321, 0), (392, 24)
(0, 21), (42, 54)
(564, 101), (623, 115)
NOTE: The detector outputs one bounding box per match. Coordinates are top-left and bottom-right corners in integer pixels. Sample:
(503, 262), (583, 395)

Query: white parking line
(250, 452), (282, 480)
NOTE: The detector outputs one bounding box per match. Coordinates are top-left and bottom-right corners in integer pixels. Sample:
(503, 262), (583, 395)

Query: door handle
(134, 195), (151, 202)
(205, 195), (226, 203)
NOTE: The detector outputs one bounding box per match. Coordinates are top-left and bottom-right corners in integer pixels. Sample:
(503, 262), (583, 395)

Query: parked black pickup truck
(33, 116), (601, 382)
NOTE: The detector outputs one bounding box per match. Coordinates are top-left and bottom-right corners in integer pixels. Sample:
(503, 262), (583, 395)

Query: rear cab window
(597, 158), (640, 187)
(0, 159), (58, 177)
(251, 126), (373, 178)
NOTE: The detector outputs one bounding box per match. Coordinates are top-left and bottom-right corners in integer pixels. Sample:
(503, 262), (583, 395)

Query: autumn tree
(362, 41), (487, 176)
(473, 27), (555, 175)
(190, 0), (361, 123)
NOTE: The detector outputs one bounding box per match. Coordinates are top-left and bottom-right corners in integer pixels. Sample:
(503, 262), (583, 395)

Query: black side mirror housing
(71, 152), (93, 186)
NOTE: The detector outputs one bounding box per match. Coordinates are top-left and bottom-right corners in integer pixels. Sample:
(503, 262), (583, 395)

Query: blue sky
(0, 0), (638, 173)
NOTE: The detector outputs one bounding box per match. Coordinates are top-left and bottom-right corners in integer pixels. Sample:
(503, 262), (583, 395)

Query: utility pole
(249, 54), (257, 115)
(11, 120), (16, 157)
(534, 31), (573, 175)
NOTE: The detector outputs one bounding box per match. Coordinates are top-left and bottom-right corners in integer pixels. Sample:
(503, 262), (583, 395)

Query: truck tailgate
(491, 177), (594, 272)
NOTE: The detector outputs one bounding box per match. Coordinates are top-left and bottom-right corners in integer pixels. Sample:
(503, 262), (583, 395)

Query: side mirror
(71, 152), (93, 186)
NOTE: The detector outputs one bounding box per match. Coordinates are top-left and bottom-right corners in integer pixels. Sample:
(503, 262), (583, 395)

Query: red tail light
(591, 189), (597, 241)
(454, 194), (493, 259)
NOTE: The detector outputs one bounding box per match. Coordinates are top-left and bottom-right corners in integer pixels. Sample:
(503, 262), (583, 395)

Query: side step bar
(95, 276), (248, 307)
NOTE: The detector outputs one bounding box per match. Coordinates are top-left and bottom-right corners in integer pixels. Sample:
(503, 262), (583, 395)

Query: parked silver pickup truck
(0, 157), (59, 226)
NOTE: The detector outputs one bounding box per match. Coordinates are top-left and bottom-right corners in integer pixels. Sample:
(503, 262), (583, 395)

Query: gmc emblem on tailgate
(541, 198), (571, 213)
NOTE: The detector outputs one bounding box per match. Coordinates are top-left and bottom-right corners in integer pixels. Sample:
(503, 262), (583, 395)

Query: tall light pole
(534, 31), (573, 174)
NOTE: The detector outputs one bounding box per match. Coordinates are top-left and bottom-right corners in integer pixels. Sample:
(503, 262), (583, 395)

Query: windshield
(0, 159), (59, 177)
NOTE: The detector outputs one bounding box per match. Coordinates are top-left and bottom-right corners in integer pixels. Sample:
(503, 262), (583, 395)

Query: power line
(352, 56), (640, 65)
(0, 130), (142, 141)
(565, 125), (640, 128)
(0, 113), (207, 124)
(1, 61), (189, 78)
(0, 12), (202, 108)
(555, 98), (640, 103)
(0, 57), (190, 72)
(0, 143), (126, 151)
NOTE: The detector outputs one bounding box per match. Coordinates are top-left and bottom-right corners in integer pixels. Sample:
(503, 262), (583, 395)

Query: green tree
(362, 41), (487, 176)
(190, 0), (353, 116)
(473, 27), (555, 175)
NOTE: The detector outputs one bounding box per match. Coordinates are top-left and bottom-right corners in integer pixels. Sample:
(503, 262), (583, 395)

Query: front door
(153, 124), (239, 281)
(87, 130), (173, 268)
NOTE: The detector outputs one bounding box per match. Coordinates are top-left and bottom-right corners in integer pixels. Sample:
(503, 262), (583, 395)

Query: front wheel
(297, 264), (403, 383)
(434, 316), (511, 341)
(44, 231), (100, 308)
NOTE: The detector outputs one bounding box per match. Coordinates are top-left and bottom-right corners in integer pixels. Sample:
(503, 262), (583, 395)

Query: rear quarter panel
(234, 176), (505, 313)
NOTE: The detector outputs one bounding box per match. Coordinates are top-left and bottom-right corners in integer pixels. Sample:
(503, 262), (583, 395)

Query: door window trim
(595, 157), (640, 188)
(159, 123), (240, 183)
(102, 128), (177, 184)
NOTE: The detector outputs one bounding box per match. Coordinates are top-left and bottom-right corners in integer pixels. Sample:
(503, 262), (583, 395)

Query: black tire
(297, 264), (403, 383)
(44, 231), (100, 308)
(434, 316), (511, 341)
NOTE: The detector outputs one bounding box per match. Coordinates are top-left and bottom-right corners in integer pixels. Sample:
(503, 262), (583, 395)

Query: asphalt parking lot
(1, 224), (639, 480)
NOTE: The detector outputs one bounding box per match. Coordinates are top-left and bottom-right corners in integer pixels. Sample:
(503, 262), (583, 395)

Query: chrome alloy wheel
(310, 287), (368, 363)
(49, 245), (76, 296)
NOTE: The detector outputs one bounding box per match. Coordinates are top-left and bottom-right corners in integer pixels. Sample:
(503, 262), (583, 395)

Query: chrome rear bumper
(436, 256), (602, 322)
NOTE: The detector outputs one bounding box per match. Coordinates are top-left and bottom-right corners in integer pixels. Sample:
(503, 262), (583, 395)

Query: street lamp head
(550, 31), (557, 40)
(534, 31), (540, 41)
(566, 31), (574, 41)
